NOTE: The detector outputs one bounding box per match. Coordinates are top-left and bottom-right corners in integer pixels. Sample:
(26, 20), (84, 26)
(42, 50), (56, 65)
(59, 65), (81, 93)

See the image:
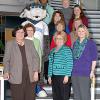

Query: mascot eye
(35, 16), (39, 18)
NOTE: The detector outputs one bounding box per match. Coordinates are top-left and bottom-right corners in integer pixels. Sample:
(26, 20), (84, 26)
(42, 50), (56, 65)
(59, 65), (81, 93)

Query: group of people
(3, 0), (98, 100)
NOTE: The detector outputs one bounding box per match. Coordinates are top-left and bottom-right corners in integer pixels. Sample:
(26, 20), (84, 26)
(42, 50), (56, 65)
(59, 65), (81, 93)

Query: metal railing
(73, 0), (81, 5)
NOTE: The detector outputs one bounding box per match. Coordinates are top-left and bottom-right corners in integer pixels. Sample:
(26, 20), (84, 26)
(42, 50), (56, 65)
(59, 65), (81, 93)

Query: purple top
(72, 39), (98, 77)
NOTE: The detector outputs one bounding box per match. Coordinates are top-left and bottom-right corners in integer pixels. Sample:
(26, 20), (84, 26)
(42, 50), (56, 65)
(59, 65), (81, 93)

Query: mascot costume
(20, 2), (50, 81)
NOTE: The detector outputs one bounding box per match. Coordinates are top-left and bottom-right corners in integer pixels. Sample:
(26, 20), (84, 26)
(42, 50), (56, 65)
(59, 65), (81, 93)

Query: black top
(18, 44), (30, 83)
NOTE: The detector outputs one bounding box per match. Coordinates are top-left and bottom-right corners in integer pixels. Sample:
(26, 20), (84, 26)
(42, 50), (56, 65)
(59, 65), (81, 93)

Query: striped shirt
(48, 45), (73, 77)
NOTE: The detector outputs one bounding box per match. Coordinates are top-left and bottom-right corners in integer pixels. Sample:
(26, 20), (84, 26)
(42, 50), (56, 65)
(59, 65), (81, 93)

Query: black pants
(10, 81), (36, 100)
(52, 75), (71, 100)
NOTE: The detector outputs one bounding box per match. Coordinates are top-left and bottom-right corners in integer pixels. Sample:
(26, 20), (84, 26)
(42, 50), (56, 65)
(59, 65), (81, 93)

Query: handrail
(73, 0), (81, 5)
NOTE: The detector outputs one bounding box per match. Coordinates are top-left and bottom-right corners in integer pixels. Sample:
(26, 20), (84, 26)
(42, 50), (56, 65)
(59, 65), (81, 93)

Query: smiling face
(62, 0), (70, 8)
(74, 19), (82, 32)
(55, 34), (65, 47)
(56, 23), (64, 32)
(54, 13), (61, 24)
(74, 7), (81, 17)
(16, 29), (25, 41)
(77, 27), (86, 39)
(26, 27), (34, 37)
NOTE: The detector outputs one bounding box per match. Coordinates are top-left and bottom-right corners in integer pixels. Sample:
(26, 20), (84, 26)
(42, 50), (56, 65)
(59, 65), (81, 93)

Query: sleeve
(37, 41), (42, 72)
(31, 41), (40, 72)
(48, 54), (53, 77)
(50, 36), (56, 50)
(64, 48), (73, 76)
(3, 42), (11, 74)
(43, 5), (54, 25)
(65, 34), (72, 47)
(82, 16), (88, 27)
(68, 19), (74, 32)
(89, 40), (98, 61)
(43, 22), (49, 35)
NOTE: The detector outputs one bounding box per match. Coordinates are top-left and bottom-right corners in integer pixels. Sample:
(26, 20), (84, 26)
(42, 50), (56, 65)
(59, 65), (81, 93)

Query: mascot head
(20, 3), (46, 21)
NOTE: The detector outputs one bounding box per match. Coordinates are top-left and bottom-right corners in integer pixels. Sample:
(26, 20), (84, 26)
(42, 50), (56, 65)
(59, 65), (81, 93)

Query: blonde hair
(54, 31), (67, 43)
(78, 24), (90, 38)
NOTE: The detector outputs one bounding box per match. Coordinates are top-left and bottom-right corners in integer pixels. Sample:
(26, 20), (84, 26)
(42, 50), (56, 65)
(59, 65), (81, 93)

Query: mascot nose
(35, 16), (39, 18)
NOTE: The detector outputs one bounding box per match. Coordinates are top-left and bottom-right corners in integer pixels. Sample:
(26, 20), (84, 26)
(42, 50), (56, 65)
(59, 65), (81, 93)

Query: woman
(24, 23), (42, 72)
(61, 0), (72, 29)
(49, 10), (65, 42)
(70, 18), (82, 47)
(50, 20), (71, 50)
(48, 31), (73, 100)
(49, 10), (71, 43)
(69, 4), (88, 32)
(3, 26), (40, 100)
(72, 24), (98, 100)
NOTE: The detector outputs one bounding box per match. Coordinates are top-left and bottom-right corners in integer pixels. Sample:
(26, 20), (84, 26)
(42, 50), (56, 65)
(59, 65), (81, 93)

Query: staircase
(49, 0), (76, 10)
(4, 1), (100, 100)
(36, 1), (100, 100)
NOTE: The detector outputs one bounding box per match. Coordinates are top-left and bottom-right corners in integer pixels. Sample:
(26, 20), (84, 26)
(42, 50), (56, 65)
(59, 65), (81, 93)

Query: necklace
(16, 40), (24, 46)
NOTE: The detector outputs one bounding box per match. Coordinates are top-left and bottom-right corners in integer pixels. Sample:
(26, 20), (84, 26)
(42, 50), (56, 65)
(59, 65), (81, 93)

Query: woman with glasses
(3, 26), (40, 100)
(48, 21), (73, 100)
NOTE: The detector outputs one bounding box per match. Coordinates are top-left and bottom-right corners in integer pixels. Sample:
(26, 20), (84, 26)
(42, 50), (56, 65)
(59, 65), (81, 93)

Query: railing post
(73, 0), (83, 8)
(73, 0), (81, 5)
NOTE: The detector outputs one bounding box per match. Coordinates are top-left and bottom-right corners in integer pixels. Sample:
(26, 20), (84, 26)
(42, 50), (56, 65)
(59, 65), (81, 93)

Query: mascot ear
(20, 8), (31, 19)
(42, 10), (46, 19)
(20, 4), (31, 18)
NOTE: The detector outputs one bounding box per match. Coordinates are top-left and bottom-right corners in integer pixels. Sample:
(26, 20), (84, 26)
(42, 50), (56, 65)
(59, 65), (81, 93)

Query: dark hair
(12, 25), (27, 37)
(71, 4), (85, 19)
(50, 10), (66, 25)
(23, 23), (35, 33)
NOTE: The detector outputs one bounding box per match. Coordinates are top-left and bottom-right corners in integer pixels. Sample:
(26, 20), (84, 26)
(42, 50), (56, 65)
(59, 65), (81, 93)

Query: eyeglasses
(26, 30), (33, 32)
(56, 38), (63, 40)
(16, 32), (25, 34)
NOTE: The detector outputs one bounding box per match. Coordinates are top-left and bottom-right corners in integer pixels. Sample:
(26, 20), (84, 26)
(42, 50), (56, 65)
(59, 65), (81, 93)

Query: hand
(48, 77), (52, 84)
(3, 73), (10, 80)
(33, 72), (38, 82)
(90, 70), (95, 79)
(63, 76), (69, 84)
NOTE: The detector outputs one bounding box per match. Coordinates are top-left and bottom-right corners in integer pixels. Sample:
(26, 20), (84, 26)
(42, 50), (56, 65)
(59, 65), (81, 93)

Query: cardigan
(48, 45), (73, 77)
(72, 39), (98, 77)
(26, 37), (42, 72)
(3, 39), (40, 84)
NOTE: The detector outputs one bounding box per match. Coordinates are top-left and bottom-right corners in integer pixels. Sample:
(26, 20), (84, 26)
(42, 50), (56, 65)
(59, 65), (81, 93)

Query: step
(88, 28), (100, 33)
(86, 14), (100, 19)
(88, 19), (100, 23)
(84, 10), (100, 14)
(94, 39), (100, 44)
(49, 0), (76, 10)
(89, 23), (100, 28)
(91, 34), (100, 38)
(91, 38), (100, 45)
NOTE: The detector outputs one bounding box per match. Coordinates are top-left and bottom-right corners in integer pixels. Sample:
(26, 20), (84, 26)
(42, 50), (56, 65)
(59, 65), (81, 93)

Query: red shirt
(50, 34), (71, 50)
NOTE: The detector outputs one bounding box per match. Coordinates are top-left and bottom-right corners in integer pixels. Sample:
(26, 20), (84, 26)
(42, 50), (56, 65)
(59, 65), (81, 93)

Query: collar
(25, 36), (34, 40)
(27, 18), (42, 24)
